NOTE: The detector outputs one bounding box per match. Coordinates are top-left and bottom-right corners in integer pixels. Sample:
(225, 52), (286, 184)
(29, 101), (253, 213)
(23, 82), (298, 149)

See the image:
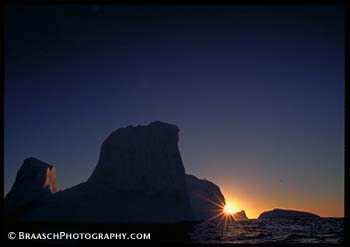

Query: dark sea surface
(190, 218), (343, 244)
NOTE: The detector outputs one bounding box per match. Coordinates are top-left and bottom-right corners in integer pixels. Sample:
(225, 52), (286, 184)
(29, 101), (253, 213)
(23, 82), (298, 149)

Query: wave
(190, 217), (343, 244)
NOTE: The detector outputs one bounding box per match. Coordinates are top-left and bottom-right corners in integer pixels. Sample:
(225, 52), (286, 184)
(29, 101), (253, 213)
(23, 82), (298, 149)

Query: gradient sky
(4, 5), (344, 218)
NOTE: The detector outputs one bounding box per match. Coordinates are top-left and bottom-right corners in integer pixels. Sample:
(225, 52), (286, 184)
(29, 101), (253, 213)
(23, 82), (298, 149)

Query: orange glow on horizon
(221, 190), (343, 219)
(191, 173), (343, 219)
(198, 165), (343, 219)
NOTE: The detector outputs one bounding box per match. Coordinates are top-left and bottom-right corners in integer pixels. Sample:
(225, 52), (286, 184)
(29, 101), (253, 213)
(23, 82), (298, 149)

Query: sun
(223, 203), (236, 215)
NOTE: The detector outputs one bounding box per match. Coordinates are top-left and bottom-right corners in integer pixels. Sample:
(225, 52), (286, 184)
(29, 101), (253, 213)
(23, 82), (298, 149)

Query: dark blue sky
(4, 5), (344, 217)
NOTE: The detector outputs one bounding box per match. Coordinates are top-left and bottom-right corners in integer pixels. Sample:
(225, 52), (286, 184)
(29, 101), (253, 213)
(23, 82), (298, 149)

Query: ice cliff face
(16, 121), (194, 223)
(4, 157), (57, 210)
(88, 121), (187, 194)
(186, 174), (226, 221)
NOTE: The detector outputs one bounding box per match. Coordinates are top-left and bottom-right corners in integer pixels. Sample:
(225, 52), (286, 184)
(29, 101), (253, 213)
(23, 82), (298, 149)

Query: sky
(4, 5), (344, 218)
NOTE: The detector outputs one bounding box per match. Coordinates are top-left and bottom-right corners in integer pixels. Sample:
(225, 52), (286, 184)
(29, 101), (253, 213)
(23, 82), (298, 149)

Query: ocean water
(190, 218), (343, 244)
